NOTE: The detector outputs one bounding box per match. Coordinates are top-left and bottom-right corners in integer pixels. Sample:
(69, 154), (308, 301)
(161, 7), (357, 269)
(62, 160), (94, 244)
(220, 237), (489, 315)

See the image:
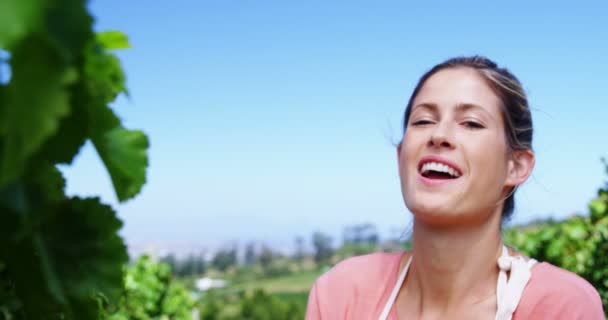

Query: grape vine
(0, 0), (148, 318)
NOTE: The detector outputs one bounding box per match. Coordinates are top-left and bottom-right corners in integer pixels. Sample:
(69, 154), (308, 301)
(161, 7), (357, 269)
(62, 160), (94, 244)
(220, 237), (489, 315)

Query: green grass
(274, 292), (310, 306)
(211, 269), (322, 298)
(198, 270), (319, 319)
(245, 270), (321, 293)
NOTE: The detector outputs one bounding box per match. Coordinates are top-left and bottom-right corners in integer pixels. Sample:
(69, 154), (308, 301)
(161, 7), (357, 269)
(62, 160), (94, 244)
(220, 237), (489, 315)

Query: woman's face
(398, 67), (517, 226)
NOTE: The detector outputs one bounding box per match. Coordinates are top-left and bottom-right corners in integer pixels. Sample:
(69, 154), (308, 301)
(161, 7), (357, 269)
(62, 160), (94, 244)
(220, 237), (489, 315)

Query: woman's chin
(407, 200), (499, 228)
(413, 209), (460, 225)
(405, 193), (456, 215)
(405, 198), (476, 226)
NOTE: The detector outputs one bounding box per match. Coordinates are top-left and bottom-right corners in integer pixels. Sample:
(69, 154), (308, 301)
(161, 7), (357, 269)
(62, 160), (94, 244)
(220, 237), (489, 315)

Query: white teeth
(447, 167), (457, 177)
(420, 161), (460, 177)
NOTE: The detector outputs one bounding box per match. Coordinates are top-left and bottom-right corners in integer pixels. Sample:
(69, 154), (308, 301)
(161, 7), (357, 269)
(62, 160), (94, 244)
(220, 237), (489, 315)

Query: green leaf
(0, 0), (46, 49)
(33, 84), (89, 165)
(108, 256), (195, 319)
(93, 127), (149, 202)
(0, 182), (28, 216)
(590, 199), (607, 222)
(24, 164), (66, 205)
(0, 258), (23, 319)
(0, 36), (76, 186)
(565, 222), (588, 240)
(80, 34), (149, 202)
(546, 238), (565, 260)
(3, 197), (128, 319)
(97, 31), (131, 50)
(84, 45), (128, 103)
(82, 79), (148, 202)
(45, 0), (93, 62)
(539, 227), (557, 242)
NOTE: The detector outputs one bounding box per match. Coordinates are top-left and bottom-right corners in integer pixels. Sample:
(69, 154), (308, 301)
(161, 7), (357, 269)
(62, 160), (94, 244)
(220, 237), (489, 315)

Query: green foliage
(162, 253), (208, 278)
(334, 242), (378, 262)
(1, 35), (74, 185)
(199, 298), (221, 320)
(94, 127), (149, 202)
(0, 0), (149, 318)
(312, 231), (333, 266)
(106, 256), (195, 320)
(256, 247), (293, 278)
(96, 31), (130, 51)
(198, 291), (239, 320)
(1, 195), (128, 319)
(504, 161), (608, 315)
(342, 223), (379, 246)
(240, 289), (302, 320)
(212, 248), (238, 273)
(199, 289), (304, 320)
(0, 0), (45, 49)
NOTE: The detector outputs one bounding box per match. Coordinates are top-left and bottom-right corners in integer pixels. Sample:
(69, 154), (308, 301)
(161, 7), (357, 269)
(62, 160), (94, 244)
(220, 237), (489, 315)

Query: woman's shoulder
(528, 262), (599, 296)
(306, 252), (407, 319)
(313, 251), (405, 292)
(515, 262), (604, 318)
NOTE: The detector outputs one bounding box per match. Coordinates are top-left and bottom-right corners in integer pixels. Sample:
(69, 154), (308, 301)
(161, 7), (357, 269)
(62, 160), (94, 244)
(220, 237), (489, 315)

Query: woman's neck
(404, 211), (503, 315)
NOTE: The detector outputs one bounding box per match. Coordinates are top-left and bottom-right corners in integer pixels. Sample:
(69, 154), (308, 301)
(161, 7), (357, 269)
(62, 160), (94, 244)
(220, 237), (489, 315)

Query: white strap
(495, 245), (537, 320)
(378, 245), (536, 320)
(378, 254), (412, 320)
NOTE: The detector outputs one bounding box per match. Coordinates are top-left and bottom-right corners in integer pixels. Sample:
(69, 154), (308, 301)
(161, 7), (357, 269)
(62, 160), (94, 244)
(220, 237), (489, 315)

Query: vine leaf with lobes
(0, 0), (149, 318)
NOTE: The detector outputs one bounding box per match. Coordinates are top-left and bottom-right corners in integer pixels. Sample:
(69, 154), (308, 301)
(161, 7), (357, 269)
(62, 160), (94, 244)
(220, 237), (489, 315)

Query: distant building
(195, 277), (228, 291)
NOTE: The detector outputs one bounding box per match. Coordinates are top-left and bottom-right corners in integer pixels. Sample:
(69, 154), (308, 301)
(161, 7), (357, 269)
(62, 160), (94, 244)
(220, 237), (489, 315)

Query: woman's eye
(462, 121), (485, 129)
(411, 119), (434, 126)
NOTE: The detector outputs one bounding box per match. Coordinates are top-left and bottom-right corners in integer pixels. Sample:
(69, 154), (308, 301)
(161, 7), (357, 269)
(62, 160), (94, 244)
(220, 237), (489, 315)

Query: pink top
(305, 252), (604, 319)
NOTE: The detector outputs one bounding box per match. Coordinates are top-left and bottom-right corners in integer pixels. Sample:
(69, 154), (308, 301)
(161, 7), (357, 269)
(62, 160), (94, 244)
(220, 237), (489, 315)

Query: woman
(305, 56), (604, 319)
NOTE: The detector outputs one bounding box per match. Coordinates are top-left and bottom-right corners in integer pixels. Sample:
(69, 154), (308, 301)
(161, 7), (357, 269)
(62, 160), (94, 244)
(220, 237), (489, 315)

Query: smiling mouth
(419, 161), (461, 180)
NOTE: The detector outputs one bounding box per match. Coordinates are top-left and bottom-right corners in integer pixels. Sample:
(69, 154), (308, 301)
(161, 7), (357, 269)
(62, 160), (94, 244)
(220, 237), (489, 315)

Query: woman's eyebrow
(411, 103), (439, 114)
(454, 103), (496, 121)
(412, 102), (497, 122)
(455, 102), (487, 113)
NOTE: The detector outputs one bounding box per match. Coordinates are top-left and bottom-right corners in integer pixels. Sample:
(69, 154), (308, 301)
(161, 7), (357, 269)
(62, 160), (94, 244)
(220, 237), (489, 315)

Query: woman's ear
(505, 149), (535, 187)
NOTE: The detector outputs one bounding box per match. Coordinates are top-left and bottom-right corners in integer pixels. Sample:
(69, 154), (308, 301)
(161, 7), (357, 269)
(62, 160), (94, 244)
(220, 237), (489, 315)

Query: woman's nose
(427, 123), (454, 149)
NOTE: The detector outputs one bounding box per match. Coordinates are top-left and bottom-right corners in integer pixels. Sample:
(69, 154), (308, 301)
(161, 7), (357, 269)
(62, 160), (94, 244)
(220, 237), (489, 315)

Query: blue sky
(63, 1), (608, 252)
